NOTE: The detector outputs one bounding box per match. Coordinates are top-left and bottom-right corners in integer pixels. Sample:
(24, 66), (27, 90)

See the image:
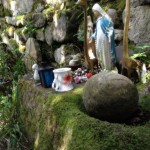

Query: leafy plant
(74, 22), (84, 42)
(0, 43), (14, 80)
(130, 45), (150, 64)
(139, 94), (150, 111)
(141, 71), (150, 84)
(0, 83), (29, 149)
(23, 21), (36, 37)
(0, 41), (27, 149)
(0, 43), (26, 81)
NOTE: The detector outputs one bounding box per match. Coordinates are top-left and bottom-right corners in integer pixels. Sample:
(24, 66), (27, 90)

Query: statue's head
(92, 3), (103, 17)
(92, 3), (112, 22)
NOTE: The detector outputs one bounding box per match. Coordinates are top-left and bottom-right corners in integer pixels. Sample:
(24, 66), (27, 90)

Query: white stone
(54, 45), (65, 64)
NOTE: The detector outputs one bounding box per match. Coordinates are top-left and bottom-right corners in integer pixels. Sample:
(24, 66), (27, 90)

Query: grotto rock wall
(0, 0), (150, 71)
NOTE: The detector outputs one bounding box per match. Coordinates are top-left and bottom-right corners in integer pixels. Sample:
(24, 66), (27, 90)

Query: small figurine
(69, 53), (82, 67)
(32, 64), (40, 82)
(141, 63), (147, 83)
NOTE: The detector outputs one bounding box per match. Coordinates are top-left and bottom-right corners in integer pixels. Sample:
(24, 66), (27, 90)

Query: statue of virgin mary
(91, 3), (117, 71)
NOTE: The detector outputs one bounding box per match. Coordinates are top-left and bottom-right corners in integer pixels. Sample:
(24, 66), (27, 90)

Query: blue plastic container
(38, 63), (54, 88)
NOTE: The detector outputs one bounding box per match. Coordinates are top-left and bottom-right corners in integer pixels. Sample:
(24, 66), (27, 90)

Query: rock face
(52, 14), (67, 42)
(107, 9), (117, 24)
(122, 0), (150, 44)
(13, 0), (34, 13)
(45, 24), (53, 45)
(32, 13), (46, 28)
(83, 72), (139, 122)
(129, 6), (150, 44)
(54, 45), (66, 65)
(131, 0), (150, 7)
(24, 38), (42, 71)
(114, 29), (124, 41)
(1, 0), (150, 71)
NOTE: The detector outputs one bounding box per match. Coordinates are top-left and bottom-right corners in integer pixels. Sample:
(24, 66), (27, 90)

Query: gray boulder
(45, 24), (53, 45)
(24, 38), (42, 71)
(107, 9), (117, 24)
(83, 72), (139, 122)
(115, 29), (124, 41)
(131, 0), (150, 7)
(123, 2), (150, 44)
(129, 6), (150, 44)
(52, 14), (67, 42)
(32, 13), (46, 28)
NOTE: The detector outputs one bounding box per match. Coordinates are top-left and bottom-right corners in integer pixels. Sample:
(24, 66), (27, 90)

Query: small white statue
(87, 16), (93, 39)
(32, 64), (40, 81)
(69, 53), (81, 67)
(141, 63), (147, 84)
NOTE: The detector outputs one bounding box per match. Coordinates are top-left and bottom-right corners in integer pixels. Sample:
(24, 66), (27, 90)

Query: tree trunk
(123, 0), (130, 59)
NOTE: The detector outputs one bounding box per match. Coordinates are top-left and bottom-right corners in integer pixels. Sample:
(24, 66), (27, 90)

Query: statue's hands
(107, 29), (113, 43)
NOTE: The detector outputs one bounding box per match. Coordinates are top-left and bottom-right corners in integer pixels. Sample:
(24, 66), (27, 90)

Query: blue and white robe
(92, 17), (117, 70)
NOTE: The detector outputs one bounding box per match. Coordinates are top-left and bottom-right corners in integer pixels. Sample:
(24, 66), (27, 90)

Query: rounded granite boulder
(83, 71), (139, 122)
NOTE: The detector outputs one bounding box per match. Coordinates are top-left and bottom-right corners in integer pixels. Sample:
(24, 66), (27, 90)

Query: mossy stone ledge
(18, 74), (150, 150)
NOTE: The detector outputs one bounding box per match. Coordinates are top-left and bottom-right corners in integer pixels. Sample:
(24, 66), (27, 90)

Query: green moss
(9, 39), (18, 49)
(98, 0), (125, 18)
(19, 80), (150, 150)
(15, 28), (22, 35)
(43, 7), (53, 15)
(116, 0), (126, 11)
(0, 5), (11, 16)
(0, 18), (7, 31)
(136, 82), (147, 91)
(0, 4), (5, 17)
(139, 94), (150, 111)
(100, 0), (125, 11)
(15, 15), (25, 21)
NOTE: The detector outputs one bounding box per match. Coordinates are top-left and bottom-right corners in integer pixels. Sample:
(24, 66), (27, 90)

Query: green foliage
(0, 42), (27, 149)
(9, 39), (18, 50)
(0, 4), (11, 17)
(0, 43), (26, 81)
(0, 84), (29, 149)
(15, 15), (25, 21)
(12, 56), (26, 81)
(139, 94), (150, 111)
(0, 4), (5, 17)
(0, 48), (9, 79)
(116, 0), (126, 11)
(100, 0), (125, 11)
(75, 29), (84, 42)
(130, 45), (150, 64)
(23, 21), (36, 37)
(141, 72), (150, 84)
(131, 52), (147, 59)
(42, 6), (54, 18)
(74, 21), (84, 42)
